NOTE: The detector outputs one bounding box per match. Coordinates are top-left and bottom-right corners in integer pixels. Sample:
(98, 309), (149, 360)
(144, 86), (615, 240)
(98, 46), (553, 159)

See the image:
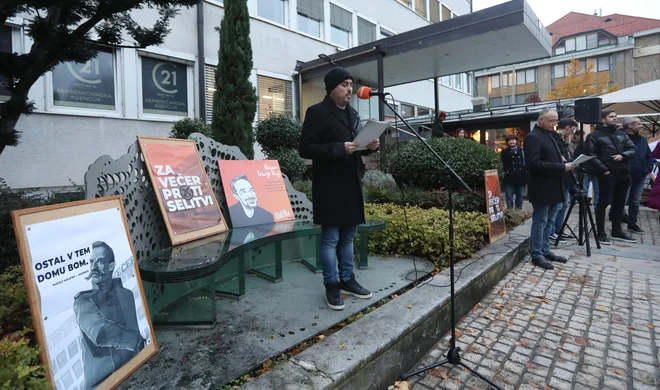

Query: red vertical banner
(485, 169), (507, 243)
(138, 136), (228, 245)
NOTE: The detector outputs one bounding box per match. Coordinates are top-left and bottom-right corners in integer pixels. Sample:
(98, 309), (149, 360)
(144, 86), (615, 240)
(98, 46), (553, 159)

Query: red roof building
(547, 12), (660, 46)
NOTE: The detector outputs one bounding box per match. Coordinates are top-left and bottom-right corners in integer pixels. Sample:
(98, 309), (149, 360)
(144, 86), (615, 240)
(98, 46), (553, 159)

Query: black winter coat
(500, 147), (527, 185)
(299, 96), (376, 226)
(586, 124), (637, 175)
(523, 125), (566, 205)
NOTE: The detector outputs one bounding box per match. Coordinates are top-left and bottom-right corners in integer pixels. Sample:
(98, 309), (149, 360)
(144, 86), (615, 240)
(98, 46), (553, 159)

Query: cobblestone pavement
(408, 209), (660, 390)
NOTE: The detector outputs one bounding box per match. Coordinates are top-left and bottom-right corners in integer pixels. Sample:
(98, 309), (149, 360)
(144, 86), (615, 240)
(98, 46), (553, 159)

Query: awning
(297, 0), (552, 88)
(600, 79), (660, 116)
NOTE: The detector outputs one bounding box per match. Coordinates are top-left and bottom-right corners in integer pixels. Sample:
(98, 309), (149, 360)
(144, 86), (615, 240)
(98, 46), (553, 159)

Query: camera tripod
(554, 176), (601, 255)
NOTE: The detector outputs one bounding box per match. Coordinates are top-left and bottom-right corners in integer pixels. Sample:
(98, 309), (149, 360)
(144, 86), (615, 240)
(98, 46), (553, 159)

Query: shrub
(270, 149), (307, 180)
(0, 331), (49, 390)
(504, 208), (532, 230)
(254, 113), (302, 156)
(365, 203), (489, 267)
(292, 180), (312, 201)
(362, 169), (397, 189)
(169, 117), (213, 140)
(389, 138), (502, 191)
(0, 266), (31, 337)
(363, 185), (487, 213)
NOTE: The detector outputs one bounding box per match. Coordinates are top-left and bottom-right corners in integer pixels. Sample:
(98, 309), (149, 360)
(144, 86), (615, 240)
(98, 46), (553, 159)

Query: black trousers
(595, 173), (631, 235)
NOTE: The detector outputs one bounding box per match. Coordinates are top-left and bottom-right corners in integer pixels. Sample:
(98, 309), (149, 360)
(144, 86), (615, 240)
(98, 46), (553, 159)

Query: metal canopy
(298, 0), (552, 88)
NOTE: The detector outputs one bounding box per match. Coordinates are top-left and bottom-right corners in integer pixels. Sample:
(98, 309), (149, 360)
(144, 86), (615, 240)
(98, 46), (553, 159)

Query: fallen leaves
(406, 305), (413, 309)
(339, 344), (346, 349)
(528, 314), (536, 318)
(506, 321), (514, 327)
(388, 380), (410, 390)
(525, 362), (535, 369)
(574, 337), (589, 346)
(613, 369), (626, 376)
(596, 306), (607, 311)
(647, 323), (655, 329)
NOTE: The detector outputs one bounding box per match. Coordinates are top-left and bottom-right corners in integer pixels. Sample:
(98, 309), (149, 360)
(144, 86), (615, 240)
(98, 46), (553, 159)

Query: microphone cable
(380, 93), (531, 290)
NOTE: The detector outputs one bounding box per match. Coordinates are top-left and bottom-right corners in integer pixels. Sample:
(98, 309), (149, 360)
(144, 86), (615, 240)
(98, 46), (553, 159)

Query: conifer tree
(211, 0), (257, 159)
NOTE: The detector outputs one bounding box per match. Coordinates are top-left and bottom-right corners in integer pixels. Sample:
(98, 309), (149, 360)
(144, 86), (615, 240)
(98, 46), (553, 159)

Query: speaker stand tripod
(554, 122), (600, 255)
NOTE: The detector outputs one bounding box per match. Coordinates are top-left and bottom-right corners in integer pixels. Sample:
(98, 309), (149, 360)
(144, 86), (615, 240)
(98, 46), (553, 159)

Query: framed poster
(138, 136), (228, 245)
(11, 196), (157, 390)
(484, 169), (507, 243)
(218, 160), (295, 228)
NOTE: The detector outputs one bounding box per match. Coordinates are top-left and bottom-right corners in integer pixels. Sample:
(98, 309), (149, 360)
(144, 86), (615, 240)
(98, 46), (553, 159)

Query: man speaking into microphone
(299, 67), (380, 310)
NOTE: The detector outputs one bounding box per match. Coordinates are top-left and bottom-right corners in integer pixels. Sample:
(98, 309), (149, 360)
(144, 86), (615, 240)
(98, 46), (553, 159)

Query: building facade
(0, 0), (474, 190)
(474, 12), (660, 107)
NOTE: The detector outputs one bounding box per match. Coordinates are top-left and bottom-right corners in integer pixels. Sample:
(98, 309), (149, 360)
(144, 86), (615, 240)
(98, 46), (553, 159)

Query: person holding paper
(549, 118), (578, 242)
(585, 109), (637, 244)
(523, 108), (573, 270)
(299, 67), (379, 310)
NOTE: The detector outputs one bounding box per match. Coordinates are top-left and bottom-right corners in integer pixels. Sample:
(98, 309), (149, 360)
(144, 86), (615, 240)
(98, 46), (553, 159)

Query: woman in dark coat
(500, 133), (527, 209)
(299, 67), (379, 311)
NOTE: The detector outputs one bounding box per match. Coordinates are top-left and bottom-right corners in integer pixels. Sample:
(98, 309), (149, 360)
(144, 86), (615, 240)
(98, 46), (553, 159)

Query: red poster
(485, 169), (507, 243)
(139, 137), (228, 244)
(219, 160), (295, 228)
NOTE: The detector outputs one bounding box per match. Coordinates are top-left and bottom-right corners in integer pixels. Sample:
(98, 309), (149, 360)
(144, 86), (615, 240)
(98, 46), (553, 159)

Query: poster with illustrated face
(12, 196), (157, 390)
(138, 136), (228, 245)
(218, 160), (295, 228)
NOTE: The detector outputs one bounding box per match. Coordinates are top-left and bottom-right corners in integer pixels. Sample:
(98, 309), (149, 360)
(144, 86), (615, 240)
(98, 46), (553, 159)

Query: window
(258, 0), (286, 25)
(516, 70), (525, 85)
(330, 4), (352, 47)
(576, 35), (586, 51)
(490, 75), (499, 88)
(384, 103), (399, 121)
(298, 0), (323, 38)
(357, 17), (376, 45)
(414, 0), (427, 18)
(555, 45), (565, 55)
(141, 57), (189, 116)
(418, 107), (430, 116)
(380, 28), (394, 39)
(586, 33), (598, 49)
(442, 75), (452, 87)
(205, 64), (216, 122)
(430, 0), (440, 23)
(52, 49), (116, 110)
(564, 38), (575, 52)
(490, 97), (502, 106)
(401, 103), (414, 118)
(553, 63), (565, 78)
(526, 69), (535, 83)
(67, 340), (78, 359)
(466, 73), (472, 94)
(515, 93), (532, 104)
(501, 72), (512, 86)
(0, 26), (11, 101)
(258, 75), (292, 120)
(397, 0), (412, 6)
(598, 33), (610, 46)
(454, 74), (462, 90)
(442, 4), (451, 20)
(597, 56), (610, 71)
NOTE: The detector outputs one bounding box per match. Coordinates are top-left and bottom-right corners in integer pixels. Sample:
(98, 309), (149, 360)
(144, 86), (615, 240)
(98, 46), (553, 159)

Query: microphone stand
(374, 97), (502, 389)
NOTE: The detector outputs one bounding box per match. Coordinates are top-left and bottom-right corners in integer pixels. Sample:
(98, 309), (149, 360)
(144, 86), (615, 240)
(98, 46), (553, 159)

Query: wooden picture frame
(11, 196), (157, 390)
(137, 136), (228, 245)
(484, 169), (507, 243)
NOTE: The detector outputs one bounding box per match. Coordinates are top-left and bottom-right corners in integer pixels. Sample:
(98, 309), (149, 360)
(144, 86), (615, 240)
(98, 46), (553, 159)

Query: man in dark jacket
(500, 133), (526, 210)
(586, 109), (637, 244)
(550, 118), (578, 241)
(524, 108), (572, 270)
(619, 116), (651, 233)
(299, 67), (379, 310)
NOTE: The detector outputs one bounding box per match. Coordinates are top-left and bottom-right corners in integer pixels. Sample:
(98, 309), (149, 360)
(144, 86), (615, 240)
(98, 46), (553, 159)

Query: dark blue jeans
(503, 184), (525, 209)
(320, 225), (358, 283)
(554, 186), (571, 234)
(531, 203), (560, 259)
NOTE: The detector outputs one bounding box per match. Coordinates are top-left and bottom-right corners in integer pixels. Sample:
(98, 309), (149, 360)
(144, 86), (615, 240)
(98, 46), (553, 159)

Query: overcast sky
(473, 0), (660, 28)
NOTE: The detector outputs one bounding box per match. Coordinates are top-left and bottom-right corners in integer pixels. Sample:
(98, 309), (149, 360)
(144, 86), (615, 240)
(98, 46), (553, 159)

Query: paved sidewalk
(408, 209), (660, 390)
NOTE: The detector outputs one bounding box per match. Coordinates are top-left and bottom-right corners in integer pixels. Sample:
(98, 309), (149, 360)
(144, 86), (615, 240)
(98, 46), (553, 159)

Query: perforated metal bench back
(84, 133), (313, 261)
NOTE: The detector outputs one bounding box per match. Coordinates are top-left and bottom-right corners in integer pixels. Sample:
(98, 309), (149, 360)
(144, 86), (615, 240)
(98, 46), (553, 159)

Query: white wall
(1, 0), (473, 190)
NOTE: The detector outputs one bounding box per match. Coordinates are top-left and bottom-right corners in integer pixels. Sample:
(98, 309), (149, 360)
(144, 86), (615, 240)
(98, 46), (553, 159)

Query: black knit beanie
(324, 67), (353, 95)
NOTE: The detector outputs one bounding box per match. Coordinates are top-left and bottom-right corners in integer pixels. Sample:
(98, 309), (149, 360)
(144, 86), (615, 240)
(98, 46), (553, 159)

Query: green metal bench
(84, 133), (386, 328)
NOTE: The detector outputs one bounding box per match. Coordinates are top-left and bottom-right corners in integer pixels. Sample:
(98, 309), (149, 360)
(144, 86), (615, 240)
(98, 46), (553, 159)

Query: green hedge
(389, 138), (502, 191)
(364, 203), (489, 267)
(363, 185), (486, 213)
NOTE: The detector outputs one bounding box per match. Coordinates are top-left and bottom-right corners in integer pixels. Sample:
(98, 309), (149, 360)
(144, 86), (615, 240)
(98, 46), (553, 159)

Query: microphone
(356, 86), (390, 99)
